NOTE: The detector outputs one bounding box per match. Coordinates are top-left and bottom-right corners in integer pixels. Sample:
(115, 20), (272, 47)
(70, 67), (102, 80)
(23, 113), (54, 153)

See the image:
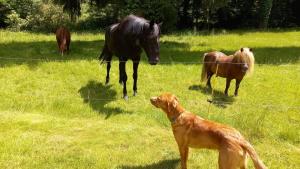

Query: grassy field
(0, 30), (299, 169)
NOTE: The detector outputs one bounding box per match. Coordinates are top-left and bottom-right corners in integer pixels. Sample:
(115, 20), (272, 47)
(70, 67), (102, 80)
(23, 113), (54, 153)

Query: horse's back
(56, 27), (70, 42)
(203, 51), (227, 62)
(202, 51), (234, 78)
(56, 27), (71, 54)
(104, 16), (144, 58)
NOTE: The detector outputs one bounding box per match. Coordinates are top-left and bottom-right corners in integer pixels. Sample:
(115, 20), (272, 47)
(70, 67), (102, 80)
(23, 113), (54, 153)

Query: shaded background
(1, 0), (300, 32)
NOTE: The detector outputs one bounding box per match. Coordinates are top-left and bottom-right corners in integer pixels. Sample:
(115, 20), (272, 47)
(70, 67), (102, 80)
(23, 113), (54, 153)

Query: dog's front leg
(179, 146), (189, 169)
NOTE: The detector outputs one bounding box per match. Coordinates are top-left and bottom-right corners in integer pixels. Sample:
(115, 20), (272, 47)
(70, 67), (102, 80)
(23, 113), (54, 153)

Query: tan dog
(150, 93), (267, 169)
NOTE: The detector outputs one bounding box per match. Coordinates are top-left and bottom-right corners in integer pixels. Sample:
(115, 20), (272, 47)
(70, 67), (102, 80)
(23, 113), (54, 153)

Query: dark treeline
(0, 0), (300, 32)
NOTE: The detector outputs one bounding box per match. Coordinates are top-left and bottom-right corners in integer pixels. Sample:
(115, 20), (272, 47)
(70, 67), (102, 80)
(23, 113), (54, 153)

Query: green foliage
(83, 3), (118, 30)
(121, 0), (178, 31)
(0, 1), (10, 28)
(257, 0), (273, 28)
(6, 0), (34, 19)
(2, 0), (300, 31)
(25, 2), (71, 32)
(53, 0), (81, 21)
(5, 10), (27, 31)
(201, 0), (229, 28)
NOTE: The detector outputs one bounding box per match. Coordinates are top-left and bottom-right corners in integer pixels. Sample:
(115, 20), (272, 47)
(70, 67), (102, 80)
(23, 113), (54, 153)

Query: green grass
(0, 30), (299, 169)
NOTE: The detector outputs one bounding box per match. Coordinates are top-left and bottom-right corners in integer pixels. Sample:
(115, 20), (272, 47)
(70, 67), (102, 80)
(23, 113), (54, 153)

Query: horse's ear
(150, 20), (155, 30)
(240, 48), (244, 52)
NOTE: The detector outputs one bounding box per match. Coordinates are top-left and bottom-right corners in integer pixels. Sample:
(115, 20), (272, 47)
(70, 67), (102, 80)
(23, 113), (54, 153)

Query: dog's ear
(167, 96), (178, 113)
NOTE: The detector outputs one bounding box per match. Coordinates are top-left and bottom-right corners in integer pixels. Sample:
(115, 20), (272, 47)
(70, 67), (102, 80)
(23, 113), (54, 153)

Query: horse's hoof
(133, 91), (137, 96)
(105, 81), (109, 85)
(123, 95), (129, 100)
(119, 81), (123, 86)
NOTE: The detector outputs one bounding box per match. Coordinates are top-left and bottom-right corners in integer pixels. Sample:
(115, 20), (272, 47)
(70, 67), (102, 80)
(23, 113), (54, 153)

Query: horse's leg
(224, 78), (232, 96)
(207, 72), (213, 89)
(133, 61), (139, 96)
(105, 55), (112, 85)
(234, 79), (242, 96)
(119, 61), (128, 100)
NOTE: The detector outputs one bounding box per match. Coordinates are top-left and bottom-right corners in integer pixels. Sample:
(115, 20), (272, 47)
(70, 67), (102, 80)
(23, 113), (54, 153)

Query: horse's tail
(99, 27), (113, 64)
(98, 43), (109, 64)
(239, 140), (267, 169)
(201, 53), (208, 82)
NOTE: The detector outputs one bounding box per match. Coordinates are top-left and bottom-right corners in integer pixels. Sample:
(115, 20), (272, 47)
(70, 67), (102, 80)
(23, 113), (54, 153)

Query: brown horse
(201, 48), (254, 96)
(56, 27), (71, 56)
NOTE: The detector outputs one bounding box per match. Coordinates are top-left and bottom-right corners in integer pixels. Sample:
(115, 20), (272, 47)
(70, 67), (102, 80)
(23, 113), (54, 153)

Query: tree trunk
(258, 0), (273, 28)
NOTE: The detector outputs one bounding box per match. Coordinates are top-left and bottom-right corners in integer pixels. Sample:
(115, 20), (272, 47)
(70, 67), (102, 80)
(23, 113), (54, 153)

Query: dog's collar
(169, 116), (177, 124)
(169, 111), (186, 124)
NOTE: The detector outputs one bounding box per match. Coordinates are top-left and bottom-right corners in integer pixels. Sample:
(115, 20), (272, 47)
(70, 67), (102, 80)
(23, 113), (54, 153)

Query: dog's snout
(150, 97), (157, 103)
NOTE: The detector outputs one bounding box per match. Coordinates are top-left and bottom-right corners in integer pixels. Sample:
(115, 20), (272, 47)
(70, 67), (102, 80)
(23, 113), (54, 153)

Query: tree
(257, 0), (273, 28)
(53, 0), (81, 21)
(0, 1), (11, 28)
(6, 0), (34, 19)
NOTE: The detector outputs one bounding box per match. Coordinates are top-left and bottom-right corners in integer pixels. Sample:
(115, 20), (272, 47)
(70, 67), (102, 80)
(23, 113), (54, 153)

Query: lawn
(0, 30), (299, 169)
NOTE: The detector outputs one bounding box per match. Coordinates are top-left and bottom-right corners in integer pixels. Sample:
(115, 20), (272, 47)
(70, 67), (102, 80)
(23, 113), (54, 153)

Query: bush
(5, 10), (27, 31)
(25, 2), (71, 32)
(6, 0), (33, 19)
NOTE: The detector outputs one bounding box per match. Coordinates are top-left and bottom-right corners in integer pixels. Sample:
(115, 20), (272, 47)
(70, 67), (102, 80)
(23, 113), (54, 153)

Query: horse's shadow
(78, 80), (132, 119)
(189, 84), (235, 108)
(119, 159), (180, 169)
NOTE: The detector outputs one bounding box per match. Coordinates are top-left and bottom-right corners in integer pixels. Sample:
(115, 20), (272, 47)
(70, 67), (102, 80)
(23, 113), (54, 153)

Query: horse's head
(59, 39), (67, 56)
(234, 47), (255, 74)
(141, 20), (162, 65)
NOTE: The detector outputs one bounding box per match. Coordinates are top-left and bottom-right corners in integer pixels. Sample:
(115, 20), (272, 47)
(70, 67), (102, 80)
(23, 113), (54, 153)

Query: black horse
(99, 15), (161, 100)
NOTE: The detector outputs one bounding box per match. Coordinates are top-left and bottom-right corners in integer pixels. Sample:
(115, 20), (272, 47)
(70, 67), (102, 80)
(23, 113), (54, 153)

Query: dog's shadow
(189, 84), (235, 108)
(119, 159), (180, 169)
(78, 80), (132, 119)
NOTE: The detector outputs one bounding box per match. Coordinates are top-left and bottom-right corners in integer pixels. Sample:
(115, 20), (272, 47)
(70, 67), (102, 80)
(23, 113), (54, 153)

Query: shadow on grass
(78, 80), (132, 119)
(0, 40), (104, 68)
(217, 47), (300, 65)
(0, 38), (299, 68)
(154, 46), (300, 65)
(119, 159), (180, 169)
(189, 84), (235, 108)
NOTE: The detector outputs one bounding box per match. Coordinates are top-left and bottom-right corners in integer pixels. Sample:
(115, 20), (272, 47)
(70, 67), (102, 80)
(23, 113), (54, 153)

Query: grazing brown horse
(201, 48), (254, 96)
(99, 15), (161, 100)
(56, 27), (71, 56)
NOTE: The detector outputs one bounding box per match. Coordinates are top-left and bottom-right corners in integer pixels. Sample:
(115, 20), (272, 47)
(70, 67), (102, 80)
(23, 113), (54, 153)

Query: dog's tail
(240, 140), (267, 169)
(201, 53), (208, 82)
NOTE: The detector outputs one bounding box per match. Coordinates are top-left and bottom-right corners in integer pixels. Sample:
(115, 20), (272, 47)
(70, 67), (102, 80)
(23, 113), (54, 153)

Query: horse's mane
(118, 15), (148, 36)
(233, 48), (255, 74)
